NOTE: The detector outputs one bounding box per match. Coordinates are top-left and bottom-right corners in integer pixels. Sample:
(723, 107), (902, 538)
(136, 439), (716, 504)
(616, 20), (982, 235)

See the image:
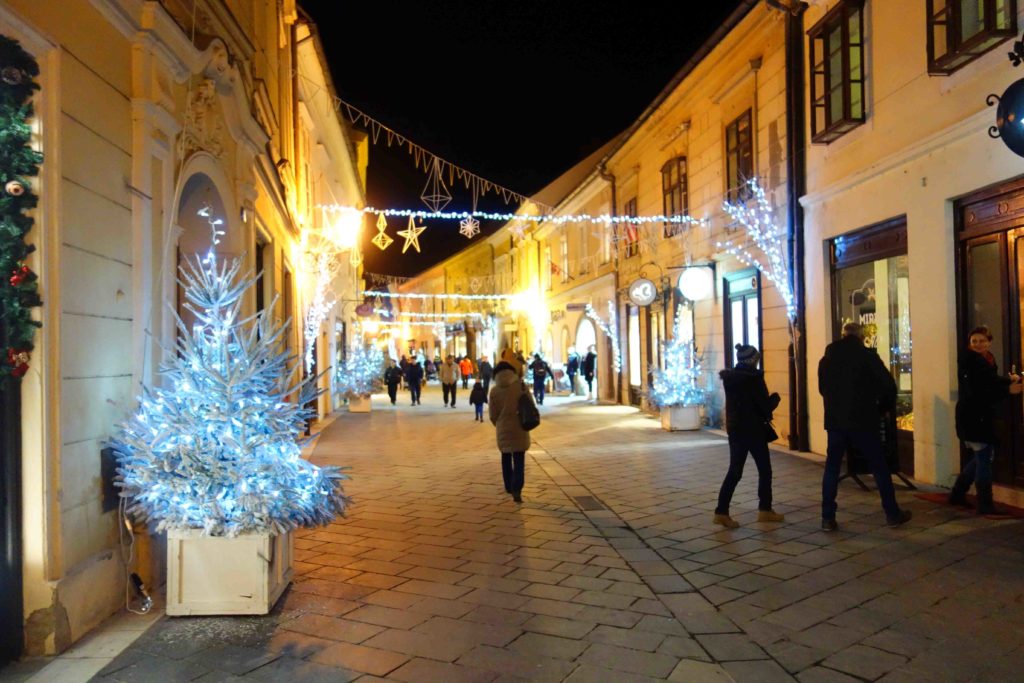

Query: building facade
(0, 0), (364, 659)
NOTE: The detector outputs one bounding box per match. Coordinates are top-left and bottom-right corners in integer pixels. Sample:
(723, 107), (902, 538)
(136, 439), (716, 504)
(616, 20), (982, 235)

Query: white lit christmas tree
(335, 342), (383, 399)
(110, 214), (348, 537)
(649, 305), (705, 407)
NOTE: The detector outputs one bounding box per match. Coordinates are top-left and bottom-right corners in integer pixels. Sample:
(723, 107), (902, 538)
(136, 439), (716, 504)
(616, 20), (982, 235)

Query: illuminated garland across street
(324, 205), (704, 228)
(395, 311), (485, 319)
(363, 290), (515, 301)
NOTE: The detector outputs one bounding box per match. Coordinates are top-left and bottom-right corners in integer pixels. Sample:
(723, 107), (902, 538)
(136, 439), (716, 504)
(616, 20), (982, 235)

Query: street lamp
(678, 264), (715, 302)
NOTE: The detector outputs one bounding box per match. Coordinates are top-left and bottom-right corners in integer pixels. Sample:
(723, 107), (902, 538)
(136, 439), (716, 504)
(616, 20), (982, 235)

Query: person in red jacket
(459, 356), (474, 389)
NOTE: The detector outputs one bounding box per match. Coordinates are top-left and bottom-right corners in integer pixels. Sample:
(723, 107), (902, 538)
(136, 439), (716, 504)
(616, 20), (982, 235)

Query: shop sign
(355, 303), (373, 317)
(628, 278), (658, 306)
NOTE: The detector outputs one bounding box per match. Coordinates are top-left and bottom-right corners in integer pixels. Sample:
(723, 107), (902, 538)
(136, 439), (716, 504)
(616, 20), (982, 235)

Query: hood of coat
(719, 364), (762, 389)
(494, 362), (521, 387)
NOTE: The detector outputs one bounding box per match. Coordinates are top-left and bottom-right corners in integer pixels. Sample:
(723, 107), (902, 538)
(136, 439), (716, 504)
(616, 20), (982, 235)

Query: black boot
(948, 472), (973, 507)
(975, 481), (1000, 515)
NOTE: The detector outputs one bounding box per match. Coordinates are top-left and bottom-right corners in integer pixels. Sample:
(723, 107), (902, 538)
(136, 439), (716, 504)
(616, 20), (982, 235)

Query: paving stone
(457, 644), (577, 682)
(508, 632), (591, 660)
(563, 663), (665, 682)
(388, 657), (496, 683)
(579, 642), (680, 678)
(696, 634), (768, 661)
(585, 624), (665, 652)
(722, 659), (796, 682)
(667, 659), (734, 682)
(183, 644), (279, 676)
(362, 628), (478, 662)
(859, 629), (935, 658)
(412, 616), (522, 647)
(796, 666), (864, 683)
(308, 641), (410, 676)
(521, 615), (597, 639)
(99, 654), (211, 682)
(345, 604), (431, 630)
(656, 635), (711, 661)
(246, 656), (359, 682)
(280, 614), (385, 644)
(821, 645), (907, 680)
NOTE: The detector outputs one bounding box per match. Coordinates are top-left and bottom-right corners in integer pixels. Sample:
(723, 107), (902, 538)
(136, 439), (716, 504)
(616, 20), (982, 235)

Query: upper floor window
(928, 0), (1017, 74)
(623, 197), (640, 258)
(662, 157), (688, 237)
(725, 110), (753, 202)
(544, 246), (552, 291)
(809, 0), (866, 144)
(559, 235), (569, 283)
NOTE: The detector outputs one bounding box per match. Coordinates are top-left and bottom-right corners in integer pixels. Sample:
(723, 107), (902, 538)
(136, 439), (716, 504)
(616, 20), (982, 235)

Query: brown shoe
(713, 513), (739, 529)
(757, 510), (785, 523)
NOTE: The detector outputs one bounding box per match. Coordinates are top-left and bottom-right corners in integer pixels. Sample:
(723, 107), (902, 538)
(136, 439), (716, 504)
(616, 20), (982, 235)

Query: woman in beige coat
(489, 352), (531, 502)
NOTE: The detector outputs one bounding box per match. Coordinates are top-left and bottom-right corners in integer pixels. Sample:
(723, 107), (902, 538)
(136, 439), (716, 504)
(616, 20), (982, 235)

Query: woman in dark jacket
(713, 344), (784, 528)
(489, 350), (531, 502)
(950, 326), (1022, 514)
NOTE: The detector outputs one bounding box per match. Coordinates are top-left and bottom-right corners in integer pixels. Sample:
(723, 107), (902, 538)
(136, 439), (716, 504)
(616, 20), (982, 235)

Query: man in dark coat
(581, 345), (597, 400)
(818, 322), (911, 531)
(528, 353), (552, 405)
(713, 344), (784, 528)
(478, 356), (494, 393)
(404, 360), (423, 406)
(566, 350), (580, 394)
(384, 359), (403, 405)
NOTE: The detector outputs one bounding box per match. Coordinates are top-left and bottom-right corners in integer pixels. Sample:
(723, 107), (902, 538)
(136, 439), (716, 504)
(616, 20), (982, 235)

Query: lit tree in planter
(335, 342), (384, 399)
(110, 247), (348, 537)
(649, 305), (705, 408)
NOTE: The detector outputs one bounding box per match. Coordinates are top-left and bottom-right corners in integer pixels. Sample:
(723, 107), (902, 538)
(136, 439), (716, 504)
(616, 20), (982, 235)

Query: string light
(392, 311), (486, 319)
(363, 290), (515, 301)
(323, 205), (705, 228)
(719, 178), (796, 321)
(334, 344), (384, 399)
(585, 301), (621, 374)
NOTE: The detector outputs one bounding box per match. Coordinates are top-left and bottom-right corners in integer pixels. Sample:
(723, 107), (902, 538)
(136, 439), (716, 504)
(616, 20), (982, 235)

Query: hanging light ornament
(988, 32), (1024, 157)
(371, 212), (393, 251)
(421, 157), (452, 212)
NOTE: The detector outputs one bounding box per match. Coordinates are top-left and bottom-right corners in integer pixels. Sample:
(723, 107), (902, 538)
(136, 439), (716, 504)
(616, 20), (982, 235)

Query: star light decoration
(719, 178), (796, 322)
(508, 220), (527, 241)
(459, 215), (480, 239)
(397, 216), (426, 253)
(371, 212), (393, 251)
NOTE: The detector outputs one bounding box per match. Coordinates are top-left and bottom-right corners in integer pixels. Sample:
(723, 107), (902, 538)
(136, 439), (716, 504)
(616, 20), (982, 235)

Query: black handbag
(763, 421), (779, 443)
(518, 382), (541, 431)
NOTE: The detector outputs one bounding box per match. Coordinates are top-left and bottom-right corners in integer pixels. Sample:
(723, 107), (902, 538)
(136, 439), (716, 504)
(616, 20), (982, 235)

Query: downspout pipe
(598, 163), (620, 404)
(766, 0), (810, 451)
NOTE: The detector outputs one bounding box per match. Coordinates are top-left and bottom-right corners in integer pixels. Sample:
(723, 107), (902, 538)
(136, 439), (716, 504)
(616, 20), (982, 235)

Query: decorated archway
(576, 317), (598, 397)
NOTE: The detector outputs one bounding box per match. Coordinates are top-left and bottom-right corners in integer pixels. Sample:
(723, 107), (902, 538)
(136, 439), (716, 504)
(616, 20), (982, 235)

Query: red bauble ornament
(6, 348), (30, 377)
(8, 264), (29, 287)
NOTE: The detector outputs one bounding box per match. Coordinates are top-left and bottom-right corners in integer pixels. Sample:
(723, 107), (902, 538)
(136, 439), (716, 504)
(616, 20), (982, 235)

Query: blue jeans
(533, 378), (546, 404)
(960, 443), (994, 488)
(716, 436), (773, 514)
(475, 404), (484, 420)
(823, 428), (900, 520)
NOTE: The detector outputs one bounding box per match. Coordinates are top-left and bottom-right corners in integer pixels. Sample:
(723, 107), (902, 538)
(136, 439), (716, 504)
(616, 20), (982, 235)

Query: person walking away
(459, 356), (474, 389)
(528, 353), (552, 405)
(819, 322), (912, 531)
(490, 350), (531, 502)
(439, 354), (460, 408)
(479, 356), (494, 393)
(566, 350), (580, 394)
(404, 360), (423, 405)
(424, 358), (436, 382)
(384, 358), (402, 405)
(582, 345), (597, 400)
(950, 326), (1022, 514)
(713, 345), (785, 528)
(469, 380), (488, 422)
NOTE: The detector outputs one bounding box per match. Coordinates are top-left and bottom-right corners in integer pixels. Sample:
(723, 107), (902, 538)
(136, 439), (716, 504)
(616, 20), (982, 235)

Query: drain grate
(573, 495), (606, 511)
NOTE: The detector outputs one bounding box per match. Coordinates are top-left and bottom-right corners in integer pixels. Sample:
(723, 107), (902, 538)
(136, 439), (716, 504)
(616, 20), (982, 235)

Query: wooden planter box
(166, 528), (293, 616)
(348, 395), (371, 413)
(661, 405), (701, 432)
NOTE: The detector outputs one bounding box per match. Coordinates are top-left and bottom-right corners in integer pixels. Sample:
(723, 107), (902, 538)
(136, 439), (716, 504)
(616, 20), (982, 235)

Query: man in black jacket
(818, 322), (911, 531)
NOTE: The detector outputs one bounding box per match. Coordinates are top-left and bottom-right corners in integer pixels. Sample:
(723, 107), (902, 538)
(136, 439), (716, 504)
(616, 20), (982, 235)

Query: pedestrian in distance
(713, 344), (786, 528)
(479, 356), (494, 393)
(469, 380), (488, 422)
(566, 349), (580, 394)
(529, 353), (552, 405)
(950, 325), (1023, 514)
(424, 358), (436, 382)
(404, 359), (423, 406)
(490, 349), (531, 503)
(582, 345), (597, 400)
(818, 322), (912, 531)
(384, 358), (403, 405)
(439, 354), (460, 408)
(460, 356), (474, 389)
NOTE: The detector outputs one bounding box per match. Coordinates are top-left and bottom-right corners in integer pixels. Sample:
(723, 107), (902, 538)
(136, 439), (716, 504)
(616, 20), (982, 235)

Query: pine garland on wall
(0, 36), (43, 381)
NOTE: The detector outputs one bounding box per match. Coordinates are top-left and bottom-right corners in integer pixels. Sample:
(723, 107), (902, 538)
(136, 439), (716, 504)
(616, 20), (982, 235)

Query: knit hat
(735, 344), (758, 363)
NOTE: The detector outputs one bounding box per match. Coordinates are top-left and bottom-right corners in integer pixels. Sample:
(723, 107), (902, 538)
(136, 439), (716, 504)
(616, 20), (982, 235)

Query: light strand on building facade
(323, 205), (705, 228)
(585, 301), (622, 374)
(363, 290), (516, 301)
(718, 178), (797, 321)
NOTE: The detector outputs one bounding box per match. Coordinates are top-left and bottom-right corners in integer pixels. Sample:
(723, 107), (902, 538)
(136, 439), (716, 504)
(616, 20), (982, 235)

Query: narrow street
(84, 388), (1024, 683)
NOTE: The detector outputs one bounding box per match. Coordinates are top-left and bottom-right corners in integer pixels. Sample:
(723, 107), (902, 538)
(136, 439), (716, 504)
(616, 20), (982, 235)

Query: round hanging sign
(355, 303), (373, 317)
(628, 278), (658, 306)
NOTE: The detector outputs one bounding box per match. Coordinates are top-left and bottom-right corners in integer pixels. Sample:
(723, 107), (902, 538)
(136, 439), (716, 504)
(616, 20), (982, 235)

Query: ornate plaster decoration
(182, 78), (225, 158)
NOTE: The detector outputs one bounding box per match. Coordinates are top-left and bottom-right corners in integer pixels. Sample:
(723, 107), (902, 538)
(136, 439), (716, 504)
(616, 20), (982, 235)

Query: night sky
(298, 1), (746, 277)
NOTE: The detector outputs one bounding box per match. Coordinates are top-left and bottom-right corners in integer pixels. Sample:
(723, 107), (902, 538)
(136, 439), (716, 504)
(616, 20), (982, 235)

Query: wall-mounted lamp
(677, 263), (716, 302)
(240, 206), (250, 224)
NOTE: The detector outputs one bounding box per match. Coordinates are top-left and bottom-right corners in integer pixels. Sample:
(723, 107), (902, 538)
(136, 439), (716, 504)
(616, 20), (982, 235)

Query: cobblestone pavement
(91, 386), (1024, 682)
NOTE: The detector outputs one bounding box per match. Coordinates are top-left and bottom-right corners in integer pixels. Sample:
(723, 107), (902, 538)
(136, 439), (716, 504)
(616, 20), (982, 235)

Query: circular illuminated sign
(628, 278), (658, 306)
(678, 267), (713, 301)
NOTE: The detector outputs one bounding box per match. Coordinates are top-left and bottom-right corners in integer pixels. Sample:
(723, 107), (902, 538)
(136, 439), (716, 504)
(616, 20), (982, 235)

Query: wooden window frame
(661, 157), (688, 237)
(927, 0), (1017, 75)
(722, 268), (763, 369)
(808, 0), (866, 144)
(623, 197), (639, 258)
(725, 110), (754, 203)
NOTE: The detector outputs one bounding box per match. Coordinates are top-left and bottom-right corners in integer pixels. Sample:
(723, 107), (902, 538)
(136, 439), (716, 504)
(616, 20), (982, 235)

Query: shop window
(623, 197), (639, 258)
(808, 0), (866, 144)
(831, 219), (913, 433)
(662, 157), (688, 237)
(628, 305), (642, 388)
(723, 269), (761, 367)
(928, 0), (1016, 75)
(725, 111), (753, 203)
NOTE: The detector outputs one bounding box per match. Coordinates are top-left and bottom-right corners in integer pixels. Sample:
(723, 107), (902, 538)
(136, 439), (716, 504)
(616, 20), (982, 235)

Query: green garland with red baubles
(0, 35), (42, 382)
